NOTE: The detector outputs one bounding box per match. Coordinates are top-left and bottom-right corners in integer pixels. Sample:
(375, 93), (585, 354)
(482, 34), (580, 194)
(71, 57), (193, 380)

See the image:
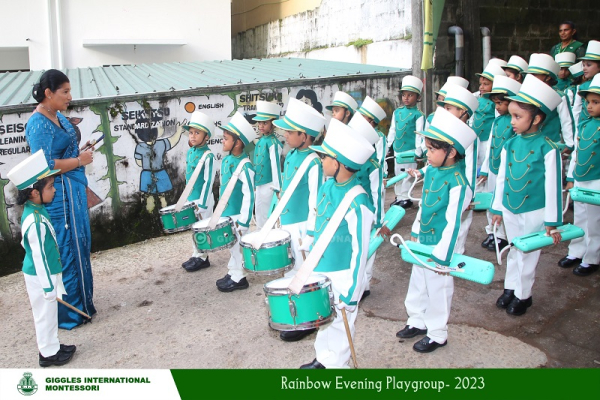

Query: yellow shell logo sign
(17, 372), (38, 396)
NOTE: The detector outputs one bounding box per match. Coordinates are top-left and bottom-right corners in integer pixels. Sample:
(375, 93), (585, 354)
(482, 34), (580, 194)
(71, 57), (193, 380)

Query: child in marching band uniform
(8, 151), (77, 367)
(566, 62), (585, 107)
(397, 108), (476, 353)
(181, 111), (216, 272)
(572, 40), (600, 126)
(554, 52), (577, 92)
(387, 76), (425, 209)
(491, 75), (564, 316)
(326, 91), (358, 125)
(215, 113), (257, 292)
(479, 77), (522, 252)
(300, 119), (375, 369)
(559, 75), (600, 277)
(425, 76), (470, 131)
(252, 101), (283, 230)
(473, 63), (507, 170)
(501, 55), (528, 84)
(357, 96), (388, 171)
(272, 98), (326, 342)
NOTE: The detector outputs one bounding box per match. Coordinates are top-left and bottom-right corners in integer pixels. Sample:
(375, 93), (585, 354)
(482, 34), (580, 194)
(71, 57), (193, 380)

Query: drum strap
(174, 151), (211, 212)
(250, 153), (318, 249)
(287, 185), (366, 295)
(207, 158), (251, 229)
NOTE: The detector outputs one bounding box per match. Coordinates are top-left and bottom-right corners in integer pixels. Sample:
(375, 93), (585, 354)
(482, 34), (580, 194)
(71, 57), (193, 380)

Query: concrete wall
(0, 0), (231, 71)
(232, 0), (322, 35)
(0, 73), (406, 275)
(232, 0), (413, 68)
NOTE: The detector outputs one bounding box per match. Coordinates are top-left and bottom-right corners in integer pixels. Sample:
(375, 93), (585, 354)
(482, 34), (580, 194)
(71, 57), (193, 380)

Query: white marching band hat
(578, 74), (600, 98)
(348, 113), (380, 146)
(416, 107), (476, 156)
(487, 58), (508, 68)
(437, 85), (479, 117)
(579, 40), (600, 61)
(477, 62), (507, 81)
(183, 110), (216, 138)
(569, 61), (584, 78)
(506, 74), (562, 116)
(503, 55), (528, 73)
(221, 112), (257, 146)
(253, 101), (282, 121)
(435, 76), (470, 96)
(401, 75), (423, 94)
(357, 96), (387, 124)
(482, 75), (522, 98)
(310, 119), (374, 170)
(326, 91), (358, 115)
(273, 98), (326, 137)
(555, 52), (576, 67)
(526, 53), (560, 81)
(8, 150), (61, 190)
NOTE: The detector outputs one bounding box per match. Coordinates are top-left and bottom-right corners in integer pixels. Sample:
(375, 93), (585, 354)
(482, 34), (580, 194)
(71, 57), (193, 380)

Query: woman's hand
(78, 149), (94, 166)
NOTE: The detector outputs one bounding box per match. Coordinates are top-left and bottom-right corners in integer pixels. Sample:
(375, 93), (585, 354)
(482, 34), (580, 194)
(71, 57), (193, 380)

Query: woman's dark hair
(16, 176), (52, 205)
(425, 137), (465, 162)
(513, 101), (547, 124)
(32, 69), (70, 103)
(296, 89), (323, 113)
(559, 21), (578, 41)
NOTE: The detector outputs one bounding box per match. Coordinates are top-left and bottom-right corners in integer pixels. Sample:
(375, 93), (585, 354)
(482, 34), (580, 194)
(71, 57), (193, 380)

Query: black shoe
(360, 290), (371, 302)
(496, 289), (515, 309)
(181, 258), (195, 269)
(487, 238), (509, 251)
(59, 344), (76, 354)
(481, 234), (494, 248)
(573, 264), (599, 276)
(280, 329), (316, 342)
(398, 199), (413, 209)
(39, 349), (74, 367)
(558, 256), (582, 268)
(217, 276), (249, 292)
(216, 274), (231, 285)
(183, 257), (210, 272)
(396, 325), (427, 339)
(413, 336), (447, 353)
(506, 296), (532, 316)
(300, 358), (326, 369)
(391, 198), (403, 207)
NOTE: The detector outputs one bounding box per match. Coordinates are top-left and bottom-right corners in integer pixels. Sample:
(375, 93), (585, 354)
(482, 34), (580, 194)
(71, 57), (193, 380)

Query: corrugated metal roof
(0, 58), (407, 111)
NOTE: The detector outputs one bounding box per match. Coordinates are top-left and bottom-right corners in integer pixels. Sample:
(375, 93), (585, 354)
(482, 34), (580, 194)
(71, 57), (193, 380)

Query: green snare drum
(264, 274), (334, 331)
(159, 202), (199, 233)
(240, 229), (294, 275)
(192, 217), (237, 252)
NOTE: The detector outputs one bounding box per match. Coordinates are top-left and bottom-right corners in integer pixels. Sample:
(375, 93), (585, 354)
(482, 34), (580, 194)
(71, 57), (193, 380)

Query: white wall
(0, 0), (231, 70)
(232, 0), (413, 68)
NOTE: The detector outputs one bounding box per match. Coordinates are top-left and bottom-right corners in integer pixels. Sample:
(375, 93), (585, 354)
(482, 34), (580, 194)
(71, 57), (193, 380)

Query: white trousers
(477, 139), (489, 170)
(314, 304), (359, 368)
(282, 221), (307, 278)
(254, 184), (273, 230)
(405, 265), (454, 344)
(365, 252), (376, 290)
(484, 172), (507, 240)
(191, 198), (214, 259)
(393, 160), (417, 199)
(454, 209), (473, 255)
(568, 179), (600, 265)
(227, 214), (248, 283)
(503, 209), (545, 299)
(24, 273), (60, 357)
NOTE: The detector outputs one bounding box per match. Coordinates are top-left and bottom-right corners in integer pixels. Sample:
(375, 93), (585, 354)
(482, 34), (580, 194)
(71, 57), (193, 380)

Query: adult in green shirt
(550, 21), (586, 59)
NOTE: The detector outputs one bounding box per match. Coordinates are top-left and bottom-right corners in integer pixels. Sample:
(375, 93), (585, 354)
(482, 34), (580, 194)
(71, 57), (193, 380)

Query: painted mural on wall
(0, 79), (398, 273)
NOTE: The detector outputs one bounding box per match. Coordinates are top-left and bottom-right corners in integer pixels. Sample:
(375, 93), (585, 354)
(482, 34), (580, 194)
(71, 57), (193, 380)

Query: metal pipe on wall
(55, 0), (64, 69)
(481, 27), (491, 68)
(447, 25), (464, 77)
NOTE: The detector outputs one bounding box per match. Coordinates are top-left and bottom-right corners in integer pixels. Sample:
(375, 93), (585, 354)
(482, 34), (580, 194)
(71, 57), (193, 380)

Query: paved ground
(0, 186), (598, 369)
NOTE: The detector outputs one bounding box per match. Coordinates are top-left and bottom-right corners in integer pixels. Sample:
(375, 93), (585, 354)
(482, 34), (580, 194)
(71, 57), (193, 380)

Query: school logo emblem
(17, 372), (38, 396)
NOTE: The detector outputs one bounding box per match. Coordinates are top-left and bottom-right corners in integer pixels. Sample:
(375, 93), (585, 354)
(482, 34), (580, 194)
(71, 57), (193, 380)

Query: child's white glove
(298, 235), (314, 252)
(43, 290), (57, 302)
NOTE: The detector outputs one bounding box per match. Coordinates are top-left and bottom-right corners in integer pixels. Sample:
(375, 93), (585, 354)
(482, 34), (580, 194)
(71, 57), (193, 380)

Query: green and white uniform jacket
(540, 90), (575, 150)
(386, 106), (425, 156)
(313, 175), (374, 306)
(280, 148), (323, 234)
(374, 128), (388, 178)
(21, 201), (62, 293)
(357, 155), (384, 228)
(186, 144), (215, 208)
(220, 153), (255, 228)
(573, 80), (594, 127)
(472, 97), (495, 142)
(410, 163), (472, 266)
(567, 117), (600, 182)
(480, 114), (515, 177)
(253, 133), (282, 190)
(490, 132), (563, 226)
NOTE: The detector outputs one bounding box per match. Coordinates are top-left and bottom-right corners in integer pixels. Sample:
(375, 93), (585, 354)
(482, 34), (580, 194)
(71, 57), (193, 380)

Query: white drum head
(265, 273), (327, 290)
(241, 229), (290, 244)
(191, 217), (230, 230)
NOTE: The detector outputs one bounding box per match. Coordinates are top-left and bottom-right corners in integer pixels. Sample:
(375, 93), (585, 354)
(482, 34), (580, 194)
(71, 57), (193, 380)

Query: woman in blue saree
(25, 70), (96, 329)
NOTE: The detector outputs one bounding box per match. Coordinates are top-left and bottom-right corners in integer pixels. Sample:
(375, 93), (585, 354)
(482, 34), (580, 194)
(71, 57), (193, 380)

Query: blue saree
(26, 112), (96, 329)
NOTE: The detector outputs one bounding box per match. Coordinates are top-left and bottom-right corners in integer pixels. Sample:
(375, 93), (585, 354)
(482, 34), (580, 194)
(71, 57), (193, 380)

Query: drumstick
(57, 298), (92, 320)
(342, 309), (358, 369)
(298, 238), (307, 261)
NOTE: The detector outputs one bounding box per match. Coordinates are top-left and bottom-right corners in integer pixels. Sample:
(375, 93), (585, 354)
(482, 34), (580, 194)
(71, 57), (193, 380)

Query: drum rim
(158, 202), (195, 214)
(162, 225), (194, 234)
(263, 274), (331, 295)
(191, 217), (234, 232)
(268, 314), (334, 331)
(243, 263), (293, 275)
(239, 235), (291, 249)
